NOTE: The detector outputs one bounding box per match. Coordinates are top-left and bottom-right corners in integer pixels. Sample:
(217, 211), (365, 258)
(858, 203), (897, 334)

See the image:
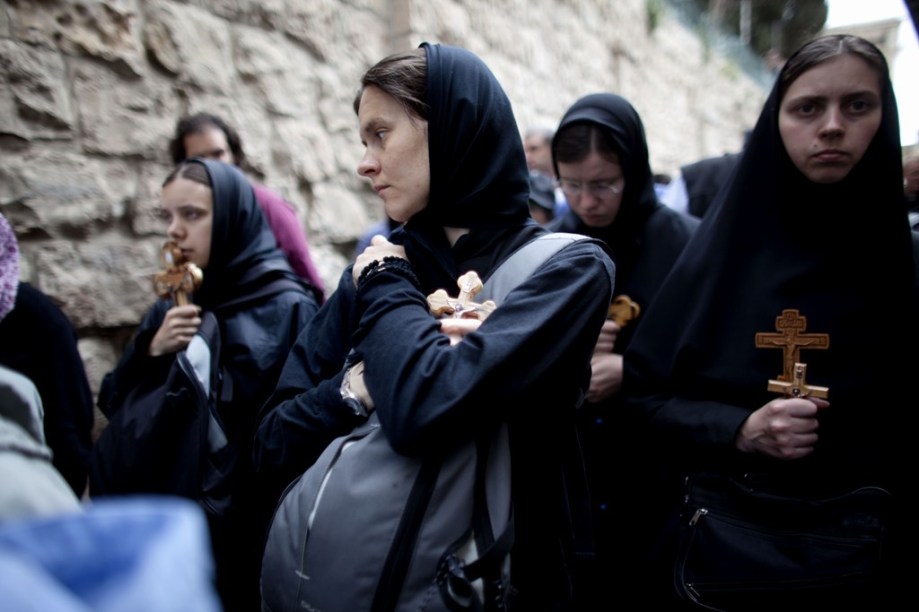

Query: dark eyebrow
(359, 117), (385, 137)
(842, 89), (881, 101)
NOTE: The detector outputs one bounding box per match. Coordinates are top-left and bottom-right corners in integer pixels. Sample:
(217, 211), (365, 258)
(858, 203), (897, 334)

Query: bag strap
(371, 459), (443, 611)
(372, 231), (585, 612)
(468, 231), (586, 590)
(439, 232), (586, 611)
(477, 232), (586, 304)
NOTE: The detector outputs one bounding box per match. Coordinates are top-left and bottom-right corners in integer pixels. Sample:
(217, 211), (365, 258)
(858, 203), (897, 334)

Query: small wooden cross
(767, 362), (829, 399)
(426, 271), (497, 320)
(152, 240), (203, 306)
(755, 309), (829, 398)
(608, 294), (640, 327)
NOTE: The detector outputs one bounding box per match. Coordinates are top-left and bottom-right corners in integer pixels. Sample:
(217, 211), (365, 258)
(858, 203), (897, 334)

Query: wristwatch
(340, 366), (370, 418)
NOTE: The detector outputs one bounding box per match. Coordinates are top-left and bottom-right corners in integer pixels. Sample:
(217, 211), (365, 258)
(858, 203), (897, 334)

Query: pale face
(778, 54), (883, 184)
(356, 86), (430, 224)
(556, 150), (625, 228)
(183, 126), (235, 165)
(160, 176), (214, 269)
(524, 133), (554, 177)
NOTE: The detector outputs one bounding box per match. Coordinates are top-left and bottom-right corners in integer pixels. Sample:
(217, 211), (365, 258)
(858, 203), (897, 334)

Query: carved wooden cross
(767, 362), (829, 399)
(755, 309), (830, 398)
(426, 271), (497, 321)
(152, 241), (203, 306)
(608, 294), (640, 327)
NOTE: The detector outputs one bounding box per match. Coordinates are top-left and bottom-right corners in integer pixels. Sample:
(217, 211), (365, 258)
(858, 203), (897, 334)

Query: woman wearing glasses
(548, 92), (700, 609)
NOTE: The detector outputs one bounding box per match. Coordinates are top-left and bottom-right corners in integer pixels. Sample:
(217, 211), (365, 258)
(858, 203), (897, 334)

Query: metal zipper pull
(688, 508), (708, 526)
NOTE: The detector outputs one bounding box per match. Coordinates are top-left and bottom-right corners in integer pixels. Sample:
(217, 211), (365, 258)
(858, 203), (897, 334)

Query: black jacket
(254, 43), (615, 610)
(93, 159), (319, 612)
(0, 282), (95, 496)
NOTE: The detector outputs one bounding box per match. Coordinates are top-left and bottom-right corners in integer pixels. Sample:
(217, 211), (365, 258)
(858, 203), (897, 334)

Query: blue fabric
(0, 497), (221, 612)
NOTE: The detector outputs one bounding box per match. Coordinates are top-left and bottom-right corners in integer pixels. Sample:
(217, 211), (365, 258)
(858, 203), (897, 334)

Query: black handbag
(673, 470), (892, 611)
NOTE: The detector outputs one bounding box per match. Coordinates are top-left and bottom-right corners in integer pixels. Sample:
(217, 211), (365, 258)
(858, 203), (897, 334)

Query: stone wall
(0, 0), (768, 432)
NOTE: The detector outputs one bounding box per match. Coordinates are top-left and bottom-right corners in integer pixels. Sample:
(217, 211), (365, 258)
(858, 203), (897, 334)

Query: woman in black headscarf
(548, 93), (699, 607)
(254, 43), (615, 610)
(623, 34), (918, 609)
(93, 158), (319, 611)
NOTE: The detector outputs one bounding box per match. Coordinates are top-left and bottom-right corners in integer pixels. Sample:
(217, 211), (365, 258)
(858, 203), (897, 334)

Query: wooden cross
(755, 309), (829, 398)
(152, 240), (203, 306)
(767, 362), (829, 399)
(426, 271), (497, 321)
(608, 294), (640, 327)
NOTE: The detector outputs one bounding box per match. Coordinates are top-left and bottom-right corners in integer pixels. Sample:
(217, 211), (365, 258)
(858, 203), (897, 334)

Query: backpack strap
(371, 459), (443, 611)
(371, 232), (586, 612)
(473, 232), (587, 606)
(477, 232), (586, 304)
(374, 231), (587, 612)
(438, 232), (587, 611)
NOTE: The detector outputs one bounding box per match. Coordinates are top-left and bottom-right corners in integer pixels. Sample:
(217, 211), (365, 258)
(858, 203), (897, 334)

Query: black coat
(254, 43), (615, 610)
(94, 159), (319, 612)
(0, 282), (95, 496)
(623, 38), (918, 606)
(548, 94), (700, 591)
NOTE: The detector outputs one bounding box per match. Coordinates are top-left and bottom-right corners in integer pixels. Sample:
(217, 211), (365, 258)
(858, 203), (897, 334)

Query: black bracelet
(357, 256), (421, 292)
(356, 259), (381, 287)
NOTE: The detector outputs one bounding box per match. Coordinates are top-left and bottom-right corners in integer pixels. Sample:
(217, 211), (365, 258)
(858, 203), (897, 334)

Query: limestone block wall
(0, 0), (768, 430)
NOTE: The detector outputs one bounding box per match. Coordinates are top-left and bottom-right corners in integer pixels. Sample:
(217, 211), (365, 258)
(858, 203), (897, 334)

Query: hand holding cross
(608, 294), (640, 327)
(152, 241), (203, 306)
(755, 309), (830, 399)
(426, 271), (497, 321)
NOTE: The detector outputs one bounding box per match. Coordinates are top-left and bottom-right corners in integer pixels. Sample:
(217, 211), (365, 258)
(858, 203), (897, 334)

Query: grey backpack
(260, 233), (585, 612)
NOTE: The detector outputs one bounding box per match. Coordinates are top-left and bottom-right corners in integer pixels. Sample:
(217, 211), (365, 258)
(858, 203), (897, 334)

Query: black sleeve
(252, 268), (365, 499)
(96, 301), (174, 420)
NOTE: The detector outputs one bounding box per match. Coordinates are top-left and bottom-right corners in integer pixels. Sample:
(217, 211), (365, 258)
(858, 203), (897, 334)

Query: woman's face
(556, 150), (625, 228)
(160, 176), (214, 269)
(779, 54), (882, 184)
(356, 85), (430, 223)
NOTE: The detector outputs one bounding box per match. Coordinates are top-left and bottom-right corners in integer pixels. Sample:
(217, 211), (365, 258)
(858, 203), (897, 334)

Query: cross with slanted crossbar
(767, 362), (829, 399)
(755, 309), (829, 398)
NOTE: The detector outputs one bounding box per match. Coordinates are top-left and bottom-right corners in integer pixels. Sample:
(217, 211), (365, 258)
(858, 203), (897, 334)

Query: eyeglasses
(557, 177), (623, 200)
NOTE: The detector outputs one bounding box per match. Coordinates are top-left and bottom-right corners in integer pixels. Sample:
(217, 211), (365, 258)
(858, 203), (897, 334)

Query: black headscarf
(187, 158), (303, 309)
(624, 37), (918, 488)
(550, 93), (660, 261)
(396, 43), (539, 294)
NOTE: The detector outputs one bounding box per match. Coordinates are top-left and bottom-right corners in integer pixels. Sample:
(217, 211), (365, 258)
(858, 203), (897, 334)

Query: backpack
(90, 277), (305, 517)
(260, 232), (585, 612)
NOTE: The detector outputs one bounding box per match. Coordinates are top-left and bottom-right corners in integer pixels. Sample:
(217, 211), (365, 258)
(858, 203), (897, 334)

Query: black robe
(95, 159), (319, 612)
(254, 43), (615, 609)
(623, 40), (918, 607)
(547, 93), (700, 605)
